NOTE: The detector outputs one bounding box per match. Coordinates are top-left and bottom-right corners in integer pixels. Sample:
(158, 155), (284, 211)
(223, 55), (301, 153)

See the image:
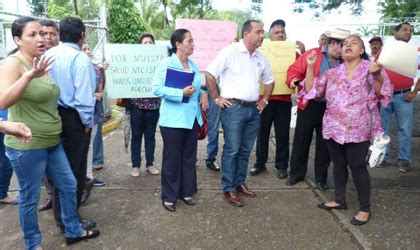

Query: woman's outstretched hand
(26, 56), (54, 79)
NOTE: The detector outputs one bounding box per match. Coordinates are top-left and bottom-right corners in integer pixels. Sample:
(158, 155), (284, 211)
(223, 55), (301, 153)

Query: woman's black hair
(170, 29), (190, 54)
(9, 16), (38, 55)
(138, 33), (155, 44)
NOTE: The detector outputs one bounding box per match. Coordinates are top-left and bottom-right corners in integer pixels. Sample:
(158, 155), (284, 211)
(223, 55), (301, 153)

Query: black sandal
(317, 203), (347, 210)
(66, 229), (100, 245)
(350, 214), (370, 226)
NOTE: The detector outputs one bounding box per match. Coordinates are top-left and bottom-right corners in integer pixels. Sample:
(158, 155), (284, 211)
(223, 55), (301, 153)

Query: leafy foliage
(379, 0), (420, 35)
(27, 0), (47, 16)
(108, 0), (144, 43)
(293, 0), (364, 17)
(207, 9), (260, 39)
(251, 0), (263, 14)
(170, 0), (214, 19)
(78, 0), (100, 20)
(47, 0), (74, 19)
(136, 0), (172, 40)
(47, 0), (100, 20)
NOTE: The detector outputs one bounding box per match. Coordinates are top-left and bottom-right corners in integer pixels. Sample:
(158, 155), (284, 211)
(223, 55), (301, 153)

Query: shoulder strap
(9, 55), (30, 71)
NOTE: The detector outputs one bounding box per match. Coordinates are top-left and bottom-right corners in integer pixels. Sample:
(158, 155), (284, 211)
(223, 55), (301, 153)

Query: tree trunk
(73, 0), (78, 15)
(162, 0), (169, 26)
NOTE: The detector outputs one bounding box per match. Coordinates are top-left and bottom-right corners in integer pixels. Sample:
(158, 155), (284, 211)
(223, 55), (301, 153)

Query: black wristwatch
(292, 79), (301, 87)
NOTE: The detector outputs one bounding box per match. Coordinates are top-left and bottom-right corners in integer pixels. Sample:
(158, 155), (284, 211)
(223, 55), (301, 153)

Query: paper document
(377, 39), (418, 78)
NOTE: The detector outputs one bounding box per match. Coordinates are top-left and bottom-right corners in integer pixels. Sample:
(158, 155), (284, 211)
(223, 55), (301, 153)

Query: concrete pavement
(1, 118), (419, 249)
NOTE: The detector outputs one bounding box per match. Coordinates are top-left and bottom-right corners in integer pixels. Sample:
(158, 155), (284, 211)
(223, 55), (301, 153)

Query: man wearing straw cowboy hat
(286, 28), (350, 190)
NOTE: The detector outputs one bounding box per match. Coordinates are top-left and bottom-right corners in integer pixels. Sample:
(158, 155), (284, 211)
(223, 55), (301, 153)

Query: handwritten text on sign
(176, 19), (237, 71)
(105, 44), (168, 98)
(258, 41), (296, 95)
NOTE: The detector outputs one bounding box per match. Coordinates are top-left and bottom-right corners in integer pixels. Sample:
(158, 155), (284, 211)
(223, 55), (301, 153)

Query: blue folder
(164, 67), (195, 103)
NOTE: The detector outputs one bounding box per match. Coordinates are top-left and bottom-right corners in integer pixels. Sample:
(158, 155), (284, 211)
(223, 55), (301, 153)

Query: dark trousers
(42, 176), (53, 197)
(130, 107), (159, 168)
(289, 100), (330, 183)
(255, 100), (291, 169)
(160, 122), (199, 202)
(327, 139), (371, 212)
(0, 133), (13, 199)
(53, 107), (91, 224)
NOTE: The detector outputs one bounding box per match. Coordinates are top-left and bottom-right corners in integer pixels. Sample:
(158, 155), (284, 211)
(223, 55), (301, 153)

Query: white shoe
(130, 168), (140, 177)
(146, 166), (160, 175)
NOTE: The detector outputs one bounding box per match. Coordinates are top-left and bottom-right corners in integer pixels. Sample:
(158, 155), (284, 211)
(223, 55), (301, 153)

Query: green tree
(292, 0), (419, 35)
(356, 25), (378, 37)
(292, 0), (419, 20)
(251, 0), (263, 14)
(292, 0), (364, 16)
(78, 0), (100, 20)
(47, 0), (73, 19)
(47, 0), (99, 20)
(379, 0), (419, 35)
(27, 0), (47, 16)
(170, 0), (214, 19)
(208, 9), (260, 39)
(108, 0), (144, 43)
(136, 0), (170, 39)
(72, 0), (78, 15)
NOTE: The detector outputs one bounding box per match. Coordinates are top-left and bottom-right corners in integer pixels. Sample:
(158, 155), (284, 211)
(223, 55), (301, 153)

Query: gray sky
(4, 0), (411, 49)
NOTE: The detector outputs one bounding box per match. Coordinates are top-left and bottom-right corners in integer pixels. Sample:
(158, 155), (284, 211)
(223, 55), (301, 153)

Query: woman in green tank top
(0, 16), (99, 250)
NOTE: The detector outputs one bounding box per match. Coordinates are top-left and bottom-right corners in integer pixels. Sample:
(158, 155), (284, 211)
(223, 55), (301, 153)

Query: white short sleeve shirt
(206, 41), (274, 102)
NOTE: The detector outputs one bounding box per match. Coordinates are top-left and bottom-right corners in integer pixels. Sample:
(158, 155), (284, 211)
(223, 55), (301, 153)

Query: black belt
(393, 88), (411, 95)
(227, 98), (257, 107)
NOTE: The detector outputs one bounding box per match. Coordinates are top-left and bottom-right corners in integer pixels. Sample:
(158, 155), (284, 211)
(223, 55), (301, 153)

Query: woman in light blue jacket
(153, 29), (208, 212)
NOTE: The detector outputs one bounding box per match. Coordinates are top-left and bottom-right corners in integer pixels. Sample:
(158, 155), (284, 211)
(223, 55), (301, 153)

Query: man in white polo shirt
(205, 20), (274, 207)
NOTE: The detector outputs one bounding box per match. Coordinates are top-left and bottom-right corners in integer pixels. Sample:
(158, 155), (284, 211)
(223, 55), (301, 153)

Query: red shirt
(384, 70), (413, 90)
(375, 47), (419, 91)
(286, 47), (324, 110)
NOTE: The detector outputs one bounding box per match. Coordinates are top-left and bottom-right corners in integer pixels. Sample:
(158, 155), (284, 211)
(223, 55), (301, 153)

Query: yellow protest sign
(258, 41), (296, 95)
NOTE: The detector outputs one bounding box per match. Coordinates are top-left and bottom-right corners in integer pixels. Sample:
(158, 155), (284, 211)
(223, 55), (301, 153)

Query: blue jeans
(205, 96), (221, 163)
(92, 120), (104, 166)
(130, 107), (159, 168)
(220, 104), (260, 192)
(0, 133), (13, 199)
(380, 92), (413, 163)
(6, 144), (83, 249)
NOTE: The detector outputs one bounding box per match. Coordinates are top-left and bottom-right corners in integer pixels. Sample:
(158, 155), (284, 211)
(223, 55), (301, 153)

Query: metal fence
(0, 10), (107, 62)
(0, 10), (112, 116)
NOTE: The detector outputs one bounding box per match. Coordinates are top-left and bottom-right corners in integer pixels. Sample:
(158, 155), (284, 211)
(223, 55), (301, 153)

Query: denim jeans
(0, 133), (13, 199)
(380, 92), (413, 163)
(92, 120), (104, 166)
(87, 124), (98, 179)
(6, 144), (83, 249)
(130, 107), (159, 168)
(220, 104), (260, 192)
(205, 96), (221, 163)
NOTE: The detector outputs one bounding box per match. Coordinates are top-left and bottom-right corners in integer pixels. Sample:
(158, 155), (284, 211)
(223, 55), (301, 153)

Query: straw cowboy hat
(324, 28), (351, 40)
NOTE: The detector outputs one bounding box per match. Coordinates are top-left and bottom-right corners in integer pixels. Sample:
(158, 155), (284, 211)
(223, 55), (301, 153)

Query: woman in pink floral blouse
(303, 35), (393, 226)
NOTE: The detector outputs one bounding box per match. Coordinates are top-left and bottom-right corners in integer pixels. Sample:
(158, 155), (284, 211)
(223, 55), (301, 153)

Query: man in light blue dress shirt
(45, 16), (97, 231)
